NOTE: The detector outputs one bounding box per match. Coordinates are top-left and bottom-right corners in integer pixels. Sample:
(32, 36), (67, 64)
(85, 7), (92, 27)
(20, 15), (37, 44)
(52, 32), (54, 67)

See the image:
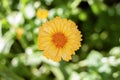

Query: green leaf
(0, 64), (24, 80)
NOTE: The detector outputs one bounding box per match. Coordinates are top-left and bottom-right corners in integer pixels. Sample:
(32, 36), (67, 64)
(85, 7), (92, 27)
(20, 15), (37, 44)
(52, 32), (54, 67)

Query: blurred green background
(0, 0), (120, 80)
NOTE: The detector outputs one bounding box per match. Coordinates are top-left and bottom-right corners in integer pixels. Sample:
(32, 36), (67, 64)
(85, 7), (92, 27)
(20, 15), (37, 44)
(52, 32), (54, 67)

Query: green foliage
(0, 0), (120, 80)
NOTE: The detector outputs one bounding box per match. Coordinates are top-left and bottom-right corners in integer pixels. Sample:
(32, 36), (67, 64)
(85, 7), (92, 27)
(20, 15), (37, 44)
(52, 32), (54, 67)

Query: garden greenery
(0, 0), (120, 80)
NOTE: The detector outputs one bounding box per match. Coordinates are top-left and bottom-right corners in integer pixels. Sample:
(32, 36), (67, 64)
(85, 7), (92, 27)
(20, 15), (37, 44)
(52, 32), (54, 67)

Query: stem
(0, 64), (24, 80)
(71, 0), (82, 9)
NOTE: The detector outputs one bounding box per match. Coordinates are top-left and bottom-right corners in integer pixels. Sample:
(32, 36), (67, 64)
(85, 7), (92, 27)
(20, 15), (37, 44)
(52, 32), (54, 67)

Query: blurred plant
(7, 12), (24, 26)
(36, 8), (48, 19)
(15, 27), (24, 40)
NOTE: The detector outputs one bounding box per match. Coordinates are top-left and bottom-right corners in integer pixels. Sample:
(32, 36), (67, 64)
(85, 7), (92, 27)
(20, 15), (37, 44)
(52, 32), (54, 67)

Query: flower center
(52, 32), (67, 48)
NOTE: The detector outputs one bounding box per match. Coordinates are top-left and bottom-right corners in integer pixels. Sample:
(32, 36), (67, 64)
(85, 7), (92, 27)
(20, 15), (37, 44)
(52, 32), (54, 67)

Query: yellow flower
(38, 17), (82, 62)
(36, 8), (48, 19)
(15, 27), (24, 40)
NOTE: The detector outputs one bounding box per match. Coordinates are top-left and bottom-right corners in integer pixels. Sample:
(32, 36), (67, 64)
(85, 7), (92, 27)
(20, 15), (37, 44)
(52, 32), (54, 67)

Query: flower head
(36, 8), (48, 19)
(15, 27), (24, 40)
(38, 17), (82, 62)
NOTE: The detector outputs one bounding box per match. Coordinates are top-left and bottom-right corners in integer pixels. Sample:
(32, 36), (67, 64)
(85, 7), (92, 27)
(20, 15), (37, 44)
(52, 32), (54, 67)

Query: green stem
(71, 0), (82, 9)
(0, 64), (24, 80)
(2, 0), (11, 13)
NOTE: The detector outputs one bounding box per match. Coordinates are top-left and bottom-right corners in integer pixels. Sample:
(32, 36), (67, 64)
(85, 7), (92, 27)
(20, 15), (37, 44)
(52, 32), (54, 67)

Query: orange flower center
(52, 32), (67, 48)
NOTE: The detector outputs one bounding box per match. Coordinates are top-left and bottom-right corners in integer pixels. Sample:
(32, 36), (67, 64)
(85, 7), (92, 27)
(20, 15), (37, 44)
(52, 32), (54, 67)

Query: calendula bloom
(38, 17), (82, 62)
(36, 8), (48, 19)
